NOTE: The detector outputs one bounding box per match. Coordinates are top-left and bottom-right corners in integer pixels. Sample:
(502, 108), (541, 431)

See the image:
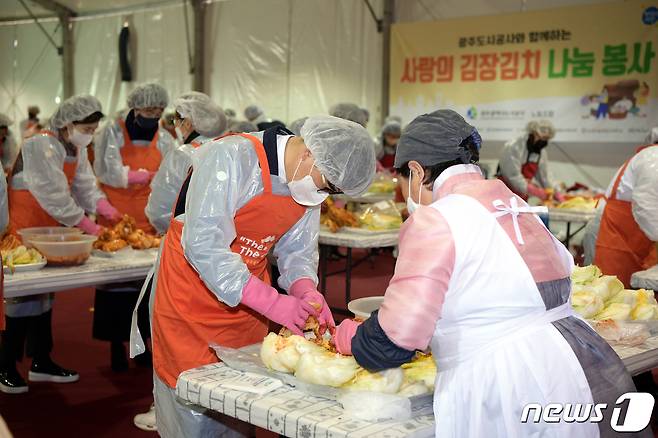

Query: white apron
(428, 194), (599, 438)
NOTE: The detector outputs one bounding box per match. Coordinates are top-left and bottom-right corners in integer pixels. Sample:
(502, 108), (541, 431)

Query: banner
(390, 1), (658, 143)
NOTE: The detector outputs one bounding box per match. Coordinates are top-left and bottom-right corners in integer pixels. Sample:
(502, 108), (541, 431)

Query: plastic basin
(347, 296), (385, 320)
(18, 227), (83, 248)
(29, 234), (97, 266)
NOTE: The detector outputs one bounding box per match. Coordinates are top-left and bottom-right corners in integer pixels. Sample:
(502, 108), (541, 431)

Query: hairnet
(394, 109), (481, 168)
(329, 103), (367, 127)
(300, 115), (376, 196)
(228, 120), (257, 133)
(50, 94), (103, 129)
(224, 108), (237, 118)
(175, 97), (227, 137)
(0, 113), (13, 127)
(28, 106), (40, 114)
(127, 83), (169, 109)
(645, 127), (658, 145)
(289, 117), (308, 136)
(244, 105), (263, 121)
(361, 107), (370, 121)
(176, 91), (211, 103)
(385, 115), (402, 124)
(382, 121), (401, 136)
(526, 119), (555, 139)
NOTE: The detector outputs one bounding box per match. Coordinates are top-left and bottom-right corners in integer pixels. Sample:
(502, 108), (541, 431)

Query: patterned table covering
(176, 363), (435, 438)
(631, 265), (658, 291)
(4, 249), (157, 298)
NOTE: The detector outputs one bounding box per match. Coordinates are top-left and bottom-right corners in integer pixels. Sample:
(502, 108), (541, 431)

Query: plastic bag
(366, 172), (398, 194)
(338, 391), (411, 422)
(357, 200), (403, 231)
(592, 319), (650, 346)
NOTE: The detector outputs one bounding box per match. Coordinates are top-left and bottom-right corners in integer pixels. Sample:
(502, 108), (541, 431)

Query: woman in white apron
(334, 109), (644, 437)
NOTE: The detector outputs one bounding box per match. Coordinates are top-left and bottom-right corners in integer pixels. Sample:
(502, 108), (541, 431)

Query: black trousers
(92, 279), (151, 343)
(0, 310), (53, 367)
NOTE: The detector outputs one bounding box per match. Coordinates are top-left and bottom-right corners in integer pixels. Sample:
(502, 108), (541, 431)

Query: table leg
(319, 245), (328, 294)
(345, 248), (352, 306)
(565, 222), (572, 247)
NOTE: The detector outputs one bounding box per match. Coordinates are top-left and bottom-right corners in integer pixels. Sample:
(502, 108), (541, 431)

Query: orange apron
(99, 119), (162, 232)
(152, 134), (307, 388)
(8, 131), (78, 233)
(594, 145), (658, 288)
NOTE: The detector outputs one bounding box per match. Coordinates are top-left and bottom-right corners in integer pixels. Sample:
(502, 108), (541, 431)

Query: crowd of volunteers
(0, 81), (656, 438)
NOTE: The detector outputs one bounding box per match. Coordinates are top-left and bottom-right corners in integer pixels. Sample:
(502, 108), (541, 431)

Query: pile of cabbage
(260, 333), (436, 396)
(571, 265), (658, 321)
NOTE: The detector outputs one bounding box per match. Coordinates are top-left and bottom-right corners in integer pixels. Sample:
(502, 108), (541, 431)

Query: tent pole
(381, 0), (394, 122)
(191, 0), (206, 92)
(60, 11), (74, 98)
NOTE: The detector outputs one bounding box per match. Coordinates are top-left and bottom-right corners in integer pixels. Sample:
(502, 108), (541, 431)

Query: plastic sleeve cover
(0, 173), (7, 233)
(146, 144), (194, 233)
(156, 128), (177, 159)
(537, 148), (556, 190)
(22, 135), (85, 226)
(94, 121), (129, 188)
(498, 136), (529, 194)
(71, 146), (106, 213)
(272, 206), (320, 291)
(631, 147), (658, 241)
(180, 137), (256, 307)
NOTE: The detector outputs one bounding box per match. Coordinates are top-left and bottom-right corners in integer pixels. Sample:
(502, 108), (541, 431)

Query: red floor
(0, 250), (395, 437)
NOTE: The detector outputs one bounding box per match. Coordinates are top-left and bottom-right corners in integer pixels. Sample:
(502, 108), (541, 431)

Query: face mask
(68, 127), (93, 148)
(527, 136), (548, 153)
(288, 158), (329, 207)
(136, 114), (160, 130)
(406, 172), (423, 215)
(175, 126), (185, 144)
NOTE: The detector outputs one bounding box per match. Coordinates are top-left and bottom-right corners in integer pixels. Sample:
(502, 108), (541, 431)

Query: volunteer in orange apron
(0, 95), (120, 394)
(497, 120), (566, 202)
(92, 83), (176, 372)
(19, 105), (40, 138)
(150, 116), (376, 437)
(594, 142), (658, 288)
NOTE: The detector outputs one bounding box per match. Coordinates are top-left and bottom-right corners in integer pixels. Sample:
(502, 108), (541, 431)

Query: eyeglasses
(318, 173), (342, 195)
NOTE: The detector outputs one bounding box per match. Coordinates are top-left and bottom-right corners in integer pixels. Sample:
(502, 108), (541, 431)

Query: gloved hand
(289, 278), (335, 335)
(554, 192), (567, 203)
(333, 319), (361, 355)
(527, 183), (548, 201)
(76, 216), (102, 236)
(375, 161), (385, 173)
(96, 198), (122, 222)
(241, 275), (316, 335)
(127, 170), (151, 185)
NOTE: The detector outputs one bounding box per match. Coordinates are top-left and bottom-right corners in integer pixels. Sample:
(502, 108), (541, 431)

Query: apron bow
(493, 197), (548, 245)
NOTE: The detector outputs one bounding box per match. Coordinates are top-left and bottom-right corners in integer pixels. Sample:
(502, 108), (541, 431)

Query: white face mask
(406, 172), (423, 215)
(288, 158), (329, 207)
(175, 126), (185, 144)
(68, 127), (93, 148)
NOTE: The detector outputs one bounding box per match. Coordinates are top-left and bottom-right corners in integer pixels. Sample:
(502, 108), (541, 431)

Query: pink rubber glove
(376, 161), (385, 173)
(76, 216), (102, 236)
(527, 183), (548, 201)
(289, 278), (336, 335)
(554, 192), (567, 203)
(127, 170), (151, 185)
(333, 319), (361, 355)
(96, 198), (122, 222)
(241, 276), (316, 335)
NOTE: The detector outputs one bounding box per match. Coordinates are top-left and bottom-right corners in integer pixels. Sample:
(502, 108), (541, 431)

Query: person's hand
(76, 216), (102, 236)
(376, 161), (385, 173)
(96, 198), (122, 222)
(527, 183), (548, 201)
(333, 319), (361, 355)
(127, 170), (151, 185)
(554, 192), (567, 203)
(289, 279), (335, 335)
(241, 276), (316, 335)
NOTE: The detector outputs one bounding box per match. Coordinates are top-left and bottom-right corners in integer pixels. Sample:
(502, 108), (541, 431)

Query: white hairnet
(175, 97), (227, 137)
(127, 83), (169, 109)
(176, 91), (211, 103)
(526, 120), (555, 139)
(0, 113), (13, 127)
(645, 127), (658, 144)
(361, 107), (370, 121)
(385, 115), (402, 125)
(289, 117), (308, 136)
(228, 120), (257, 133)
(300, 115), (376, 196)
(224, 108), (237, 118)
(244, 105), (263, 121)
(329, 103), (368, 127)
(382, 121), (401, 136)
(50, 94), (103, 129)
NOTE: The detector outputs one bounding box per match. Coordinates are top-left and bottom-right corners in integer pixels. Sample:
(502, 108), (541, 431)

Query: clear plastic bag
(366, 172), (398, 194)
(591, 319), (650, 346)
(357, 200), (403, 231)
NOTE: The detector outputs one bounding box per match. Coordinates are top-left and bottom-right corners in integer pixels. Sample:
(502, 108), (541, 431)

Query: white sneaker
(133, 404), (157, 432)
